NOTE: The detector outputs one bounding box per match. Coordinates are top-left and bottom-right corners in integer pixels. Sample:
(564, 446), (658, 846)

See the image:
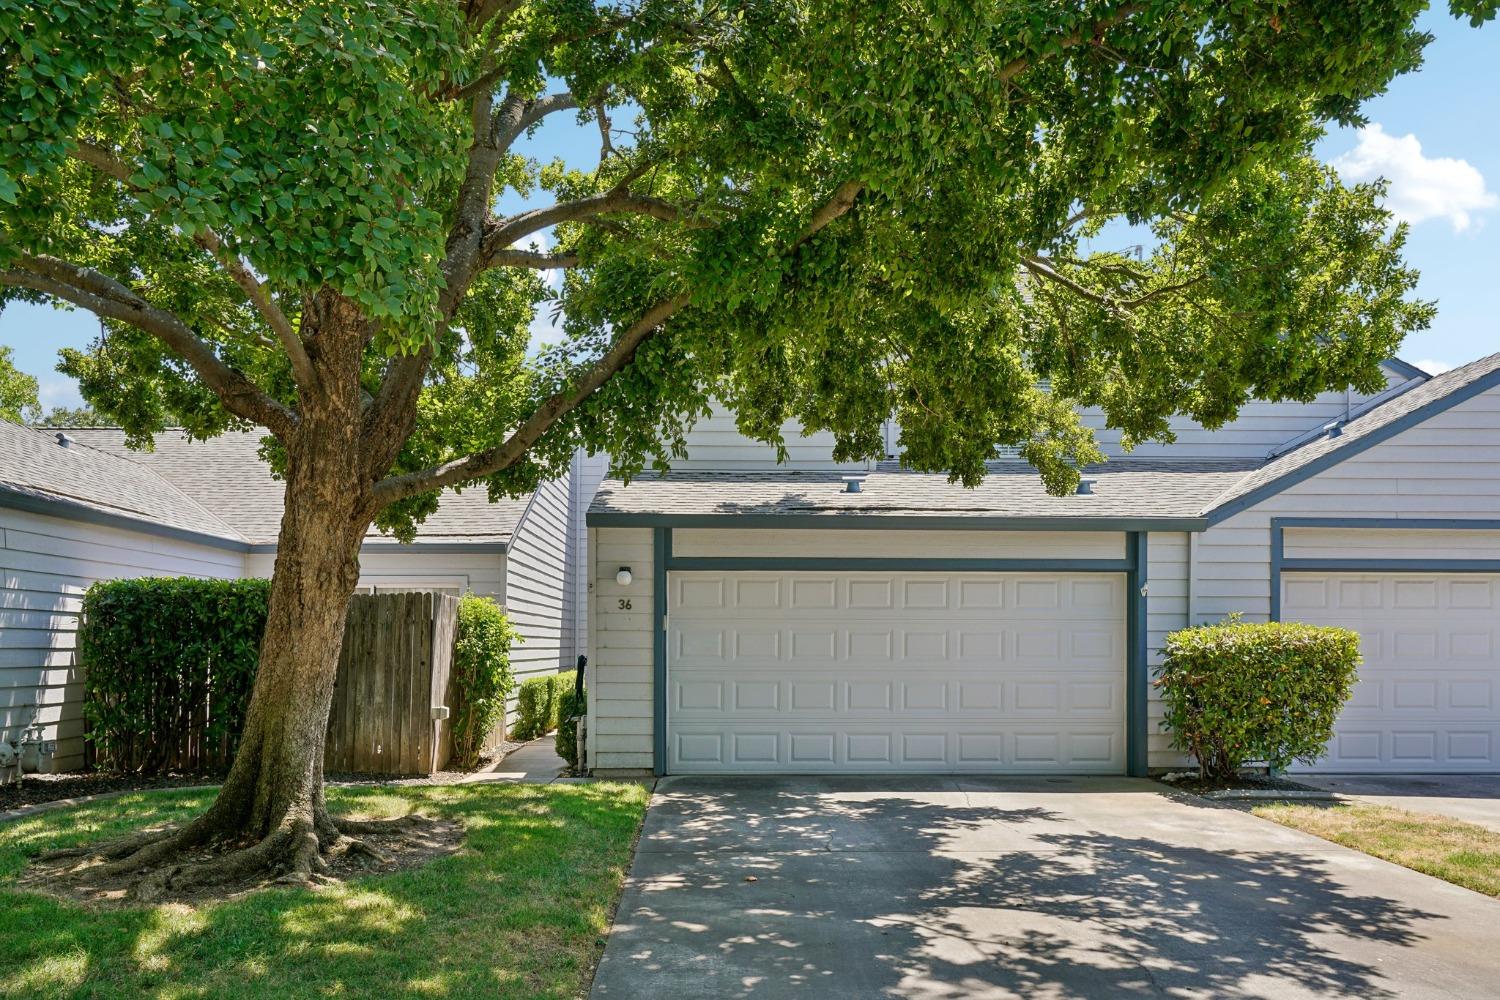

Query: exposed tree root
(25, 806), (454, 906)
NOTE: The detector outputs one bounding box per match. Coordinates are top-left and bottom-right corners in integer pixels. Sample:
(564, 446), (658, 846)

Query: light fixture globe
(616, 567), (633, 587)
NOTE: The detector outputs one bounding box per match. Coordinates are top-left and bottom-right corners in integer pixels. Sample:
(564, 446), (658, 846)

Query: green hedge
(1156, 618), (1361, 780)
(80, 577), (270, 773)
(511, 670), (577, 742)
(449, 595), (518, 770)
(556, 678), (585, 770)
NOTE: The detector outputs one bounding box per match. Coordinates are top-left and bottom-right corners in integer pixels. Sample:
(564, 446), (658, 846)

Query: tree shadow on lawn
(0, 781), (648, 1000)
(597, 780), (1447, 1000)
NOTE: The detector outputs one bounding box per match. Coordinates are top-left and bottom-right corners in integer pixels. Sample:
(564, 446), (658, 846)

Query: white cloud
(38, 378), (86, 410)
(1332, 124), (1497, 232)
(1413, 358), (1454, 376)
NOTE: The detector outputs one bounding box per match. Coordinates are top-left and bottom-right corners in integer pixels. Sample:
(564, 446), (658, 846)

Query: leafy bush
(80, 577), (270, 773)
(511, 671), (578, 741)
(512, 675), (555, 741)
(449, 595), (518, 770)
(556, 677), (585, 771)
(549, 671), (575, 724)
(1157, 618), (1361, 780)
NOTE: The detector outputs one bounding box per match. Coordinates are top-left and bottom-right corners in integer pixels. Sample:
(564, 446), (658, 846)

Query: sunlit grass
(1254, 801), (1500, 898)
(0, 782), (649, 999)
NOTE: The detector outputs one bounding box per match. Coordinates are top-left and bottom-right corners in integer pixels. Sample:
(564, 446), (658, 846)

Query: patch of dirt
(0, 772), (211, 811)
(18, 815), (464, 909)
(1158, 773), (1321, 796)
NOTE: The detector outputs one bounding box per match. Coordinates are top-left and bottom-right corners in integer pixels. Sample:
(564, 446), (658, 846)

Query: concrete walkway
(456, 737), (570, 784)
(591, 776), (1500, 1000)
(1296, 774), (1500, 834)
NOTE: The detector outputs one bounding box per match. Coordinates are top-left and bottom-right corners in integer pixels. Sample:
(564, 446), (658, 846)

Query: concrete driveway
(590, 776), (1500, 1000)
(1295, 774), (1500, 834)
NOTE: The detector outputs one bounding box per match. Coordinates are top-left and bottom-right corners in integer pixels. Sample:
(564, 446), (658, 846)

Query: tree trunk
(43, 291), (408, 895)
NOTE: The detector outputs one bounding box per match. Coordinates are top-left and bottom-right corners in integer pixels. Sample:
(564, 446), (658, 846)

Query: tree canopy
(3, 0), (1493, 515)
(0, 344), (38, 423)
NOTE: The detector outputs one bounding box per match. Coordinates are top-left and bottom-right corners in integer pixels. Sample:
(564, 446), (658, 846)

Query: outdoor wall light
(616, 566), (633, 587)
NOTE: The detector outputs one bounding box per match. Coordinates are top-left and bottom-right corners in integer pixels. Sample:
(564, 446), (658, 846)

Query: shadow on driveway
(591, 776), (1500, 999)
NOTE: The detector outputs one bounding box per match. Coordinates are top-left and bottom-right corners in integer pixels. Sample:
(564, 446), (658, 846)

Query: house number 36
(618, 598), (633, 610)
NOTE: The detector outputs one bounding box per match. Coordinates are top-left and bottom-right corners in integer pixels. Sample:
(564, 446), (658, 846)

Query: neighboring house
(0, 425), (580, 773)
(585, 353), (1500, 777)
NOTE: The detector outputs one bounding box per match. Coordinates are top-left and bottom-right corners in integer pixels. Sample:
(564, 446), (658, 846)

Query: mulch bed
(1158, 772), (1329, 799)
(19, 816), (465, 908)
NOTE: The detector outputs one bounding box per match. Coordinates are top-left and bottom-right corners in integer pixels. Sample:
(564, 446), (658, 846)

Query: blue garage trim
(1205, 364), (1500, 526)
(653, 527), (670, 777)
(1271, 517), (1500, 621)
(652, 538), (1141, 778)
(589, 511), (1206, 532)
(1126, 532), (1149, 778)
(1283, 559), (1500, 573)
(665, 557), (1131, 573)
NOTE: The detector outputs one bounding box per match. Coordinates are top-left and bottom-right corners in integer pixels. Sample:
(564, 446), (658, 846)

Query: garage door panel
(1284, 571), (1500, 773)
(668, 571), (1126, 774)
(667, 724), (1124, 772)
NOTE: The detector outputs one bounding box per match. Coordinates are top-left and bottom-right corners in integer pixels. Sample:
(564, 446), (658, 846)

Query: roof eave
(586, 511), (1206, 532)
(0, 484), (251, 552)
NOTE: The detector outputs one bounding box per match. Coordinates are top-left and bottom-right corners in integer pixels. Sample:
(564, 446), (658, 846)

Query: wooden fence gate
(324, 592), (459, 776)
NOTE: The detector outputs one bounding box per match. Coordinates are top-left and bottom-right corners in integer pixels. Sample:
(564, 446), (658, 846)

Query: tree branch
(69, 139), (316, 391)
(997, 3), (1145, 83)
(481, 188), (706, 264)
(790, 181), (865, 250)
(487, 248), (581, 269)
(371, 293), (690, 504)
(0, 255), (296, 434)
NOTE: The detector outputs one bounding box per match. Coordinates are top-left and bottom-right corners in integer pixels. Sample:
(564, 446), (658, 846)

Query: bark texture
(45, 293), (399, 897)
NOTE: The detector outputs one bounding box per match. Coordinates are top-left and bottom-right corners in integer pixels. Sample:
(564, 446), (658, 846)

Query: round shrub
(1156, 618), (1361, 780)
(449, 595), (518, 770)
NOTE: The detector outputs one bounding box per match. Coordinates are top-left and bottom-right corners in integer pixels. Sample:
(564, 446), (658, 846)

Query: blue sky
(4, 8), (1495, 409)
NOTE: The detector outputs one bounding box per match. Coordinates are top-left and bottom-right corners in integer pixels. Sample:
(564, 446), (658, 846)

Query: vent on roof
(1075, 478), (1096, 495)
(55, 432), (75, 449)
(841, 475), (865, 494)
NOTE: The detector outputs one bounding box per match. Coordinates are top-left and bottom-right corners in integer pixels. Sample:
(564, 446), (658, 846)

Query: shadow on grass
(594, 777), (1448, 999)
(0, 782), (649, 1000)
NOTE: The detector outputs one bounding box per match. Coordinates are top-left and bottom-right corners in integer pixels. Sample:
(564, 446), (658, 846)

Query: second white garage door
(1283, 572), (1500, 773)
(666, 571), (1126, 774)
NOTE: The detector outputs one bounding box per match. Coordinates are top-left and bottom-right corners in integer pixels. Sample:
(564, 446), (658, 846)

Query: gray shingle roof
(22, 428), (531, 546)
(590, 459), (1258, 523)
(0, 422), (243, 540)
(1203, 349), (1500, 515)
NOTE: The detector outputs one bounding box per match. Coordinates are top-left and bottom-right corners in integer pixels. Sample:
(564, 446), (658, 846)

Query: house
(583, 352), (1500, 777)
(0, 425), (593, 773)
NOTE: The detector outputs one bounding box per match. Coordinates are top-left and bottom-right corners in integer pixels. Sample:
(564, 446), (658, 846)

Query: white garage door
(1283, 573), (1500, 773)
(666, 571), (1126, 774)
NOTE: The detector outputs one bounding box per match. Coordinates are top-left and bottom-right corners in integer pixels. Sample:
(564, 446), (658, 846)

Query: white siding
(243, 548), (506, 601)
(677, 403), (870, 471)
(1079, 384), (1412, 460)
(0, 509), (244, 772)
(1145, 532), (1193, 769)
(505, 474), (572, 686)
(672, 528), (1124, 560)
(1193, 383), (1500, 624)
(587, 526), (656, 773)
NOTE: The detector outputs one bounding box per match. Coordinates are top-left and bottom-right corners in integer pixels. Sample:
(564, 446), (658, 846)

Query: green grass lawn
(1253, 801), (1500, 898)
(0, 781), (649, 999)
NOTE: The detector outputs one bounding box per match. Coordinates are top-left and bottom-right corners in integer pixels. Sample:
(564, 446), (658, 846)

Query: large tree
(1, 0), (1488, 891)
(0, 344), (39, 422)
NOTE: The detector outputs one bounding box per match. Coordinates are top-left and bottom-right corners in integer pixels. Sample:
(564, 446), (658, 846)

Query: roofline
(1204, 362), (1500, 526)
(586, 511), (1207, 532)
(1380, 356), (1432, 382)
(0, 484), (250, 552)
(0, 486), (513, 555)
